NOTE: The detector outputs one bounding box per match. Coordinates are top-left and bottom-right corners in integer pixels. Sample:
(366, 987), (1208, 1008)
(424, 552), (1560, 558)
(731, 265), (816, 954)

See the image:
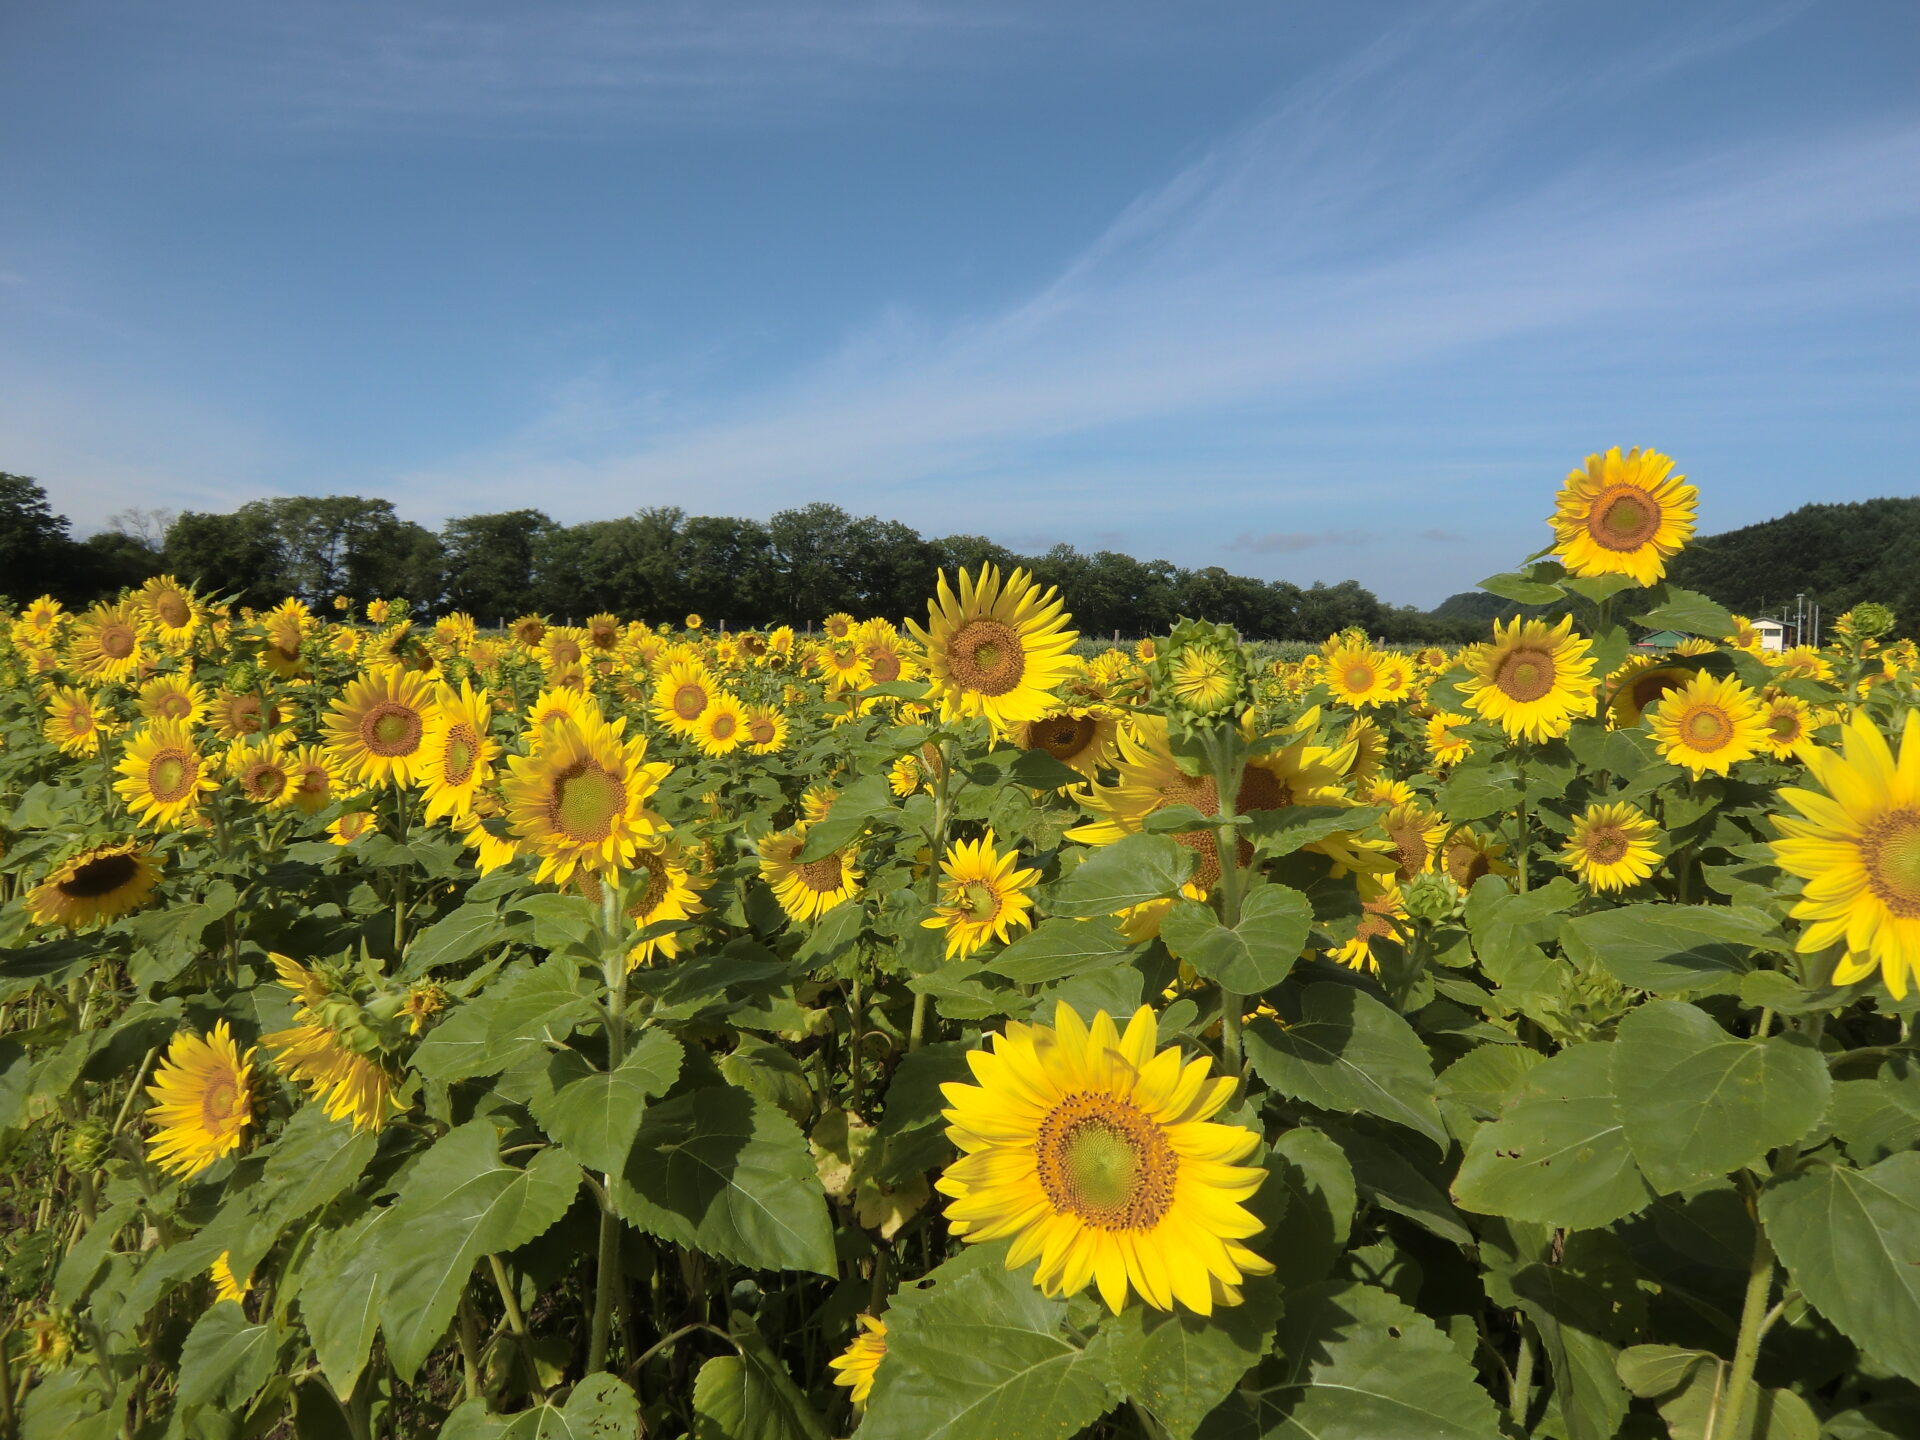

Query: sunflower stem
(588, 878), (629, 1375)
(1509, 1311), (1536, 1430)
(1207, 724), (1248, 1078)
(1711, 1192), (1777, 1440)
(1512, 745), (1530, 894)
(912, 736), (955, 1054)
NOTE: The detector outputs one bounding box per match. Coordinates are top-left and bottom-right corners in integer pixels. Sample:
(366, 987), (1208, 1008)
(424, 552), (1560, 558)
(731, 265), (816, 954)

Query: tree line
(1, 472), (1484, 641)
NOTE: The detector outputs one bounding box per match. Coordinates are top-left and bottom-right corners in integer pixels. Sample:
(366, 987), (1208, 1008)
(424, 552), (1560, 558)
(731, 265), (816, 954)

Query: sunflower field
(3, 448), (1920, 1440)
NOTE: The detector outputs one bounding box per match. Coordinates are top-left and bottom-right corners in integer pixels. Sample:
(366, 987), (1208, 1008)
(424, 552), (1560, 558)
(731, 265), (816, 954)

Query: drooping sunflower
(1442, 827), (1513, 890)
(67, 600), (148, 684)
(1342, 714), (1386, 784)
(137, 575), (203, 648)
(42, 685), (106, 757)
(322, 667), (438, 788)
(145, 1022), (254, 1178)
(1424, 710), (1475, 768)
(258, 599), (311, 679)
(26, 843), (161, 929)
(1380, 802), (1446, 882)
(938, 1003), (1272, 1314)
(1560, 802), (1660, 892)
(501, 709), (671, 885)
(456, 807), (520, 873)
(693, 693), (749, 757)
(116, 721), (215, 828)
(1647, 671), (1769, 777)
(742, 703), (789, 755)
(922, 830), (1041, 959)
(829, 1316), (888, 1408)
(1771, 711), (1920, 996)
(625, 840), (705, 967)
(1009, 707), (1120, 781)
(1549, 446), (1696, 585)
(509, 614), (549, 649)
(419, 680), (498, 823)
(1759, 692), (1816, 762)
(1322, 639), (1391, 708)
(1606, 657), (1692, 728)
(1329, 881), (1407, 974)
(261, 955), (399, 1132)
(651, 661), (716, 738)
(757, 825), (862, 923)
(907, 565), (1080, 727)
(227, 734), (298, 810)
(136, 674), (208, 727)
(1459, 615), (1597, 743)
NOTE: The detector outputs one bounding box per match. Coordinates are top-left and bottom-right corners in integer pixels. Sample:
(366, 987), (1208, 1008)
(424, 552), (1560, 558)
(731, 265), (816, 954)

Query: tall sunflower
(757, 825), (861, 922)
(115, 721), (215, 828)
(419, 680), (498, 823)
(227, 734), (298, 810)
(907, 565), (1079, 727)
(67, 601), (148, 684)
(1560, 802), (1660, 892)
(322, 667), (438, 788)
(1459, 615), (1597, 743)
(501, 710), (671, 885)
(1647, 671), (1768, 777)
(145, 1022), (254, 1178)
(1322, 639), (1391, 708)
(921, 829), (1040, 959)
(1605, 657), (1692, 728)
(136, 674), (208, 727)
(693, 693), (749, 757)
(1772, 710), (1920, 998)
(26, 843), (161, 930)
(1549, 447), (1696, 585)
(42, 685), (106, 757)
(938, 1003), (1272, 1313)
(743, 704), (789, 755)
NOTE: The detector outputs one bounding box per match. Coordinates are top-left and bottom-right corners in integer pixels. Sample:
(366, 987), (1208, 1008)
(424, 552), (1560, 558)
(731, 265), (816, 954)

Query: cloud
(1226, 529), (1370, 555)
(1418, 527), (1465, 543)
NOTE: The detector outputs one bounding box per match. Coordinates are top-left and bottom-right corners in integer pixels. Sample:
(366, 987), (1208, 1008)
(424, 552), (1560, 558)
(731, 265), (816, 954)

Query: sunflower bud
(1152, 618), (1251, 723)
(1401, 872), (1461, 925)
(63, 1119), (113, 1172)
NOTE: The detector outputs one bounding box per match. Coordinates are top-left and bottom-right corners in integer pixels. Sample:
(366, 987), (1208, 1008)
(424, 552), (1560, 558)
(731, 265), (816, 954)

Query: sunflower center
(247, 765), (286, 799)
(1345, 664), (1374, 691)
(552, 761), (625, 843)
(947, 620), (1026, 697)
(957, 880), (1000, 922)
(673, 684), (708, 720)
(100, 624), (136, 659)
(1496, 647), (1556, 703)
(154, 593), (190, 628)
(1862, 811), (1920, 916)
(630, 859), (671, 916)
(228, 698), (263, 734)
(1583, 826), (1630, 865)
(1683, 705), (1732, 750)
(362, 702), (424, 757)
(1035, 1092), (1176, 1231)
(797, 854), (847, 893)
(149, 751), (194, 803)
(551, 638), (582, 665)
(1386, 817), (1430, 879)
(442, 727), (479, 785)
(1590, 487), (1661, 550)
(747, 717), (776, 745)
(156, 693), (190, 720)
(200, 1073), (240, 1127)
(709, 712), (737, 740)
(67, 708), (94, 733)
(869, 651), (902, 683)
(1768, 710), (1801, 741)
(59, 853), (140, 898)
(1630, 671), (1684, 713)
(1036, 715), (1096, 761)
(1446, 839), (1492, 888)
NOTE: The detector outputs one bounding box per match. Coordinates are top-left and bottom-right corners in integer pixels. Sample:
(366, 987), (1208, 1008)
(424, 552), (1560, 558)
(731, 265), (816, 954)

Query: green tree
(164, 510), (286, 608)
(0, 472), (84, 604)
(441, 509), (556, 623)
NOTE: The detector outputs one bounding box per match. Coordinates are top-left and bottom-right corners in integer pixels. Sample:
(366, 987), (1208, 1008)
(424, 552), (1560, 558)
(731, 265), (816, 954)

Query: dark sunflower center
(1446, 839), (1492, 888)
(709, 712), (737, 740)
(228, 698), (263, 734)
(200, 1074), (240, 1126)
(297, 766), (329, 799)
(629, 860), (671, 916)
(247, 764), (286, 799)
(1387, 818), (1429, 880)
(673, 684), (708, 720)
(747, 717), (776, 745)
(1035, 1092), (1177, 1231)
(1496, 647), (1556, 702)
(154, 593), (190, 627)
(149, 751), (193, 803)
(1631, 671), (1684, 712)
(362, 702), (424, 757)
(552, 761), (625, 842)
(100, 624), (136, 659)
(550, 638), (582, 665)
(947, 620), (1026, 697)
(60, 853), (140, 898)
(1033, 715), (1096, 762)
(442, 728), (478, 785)
(1584, 826), (1629, 865)
(1591, 487), (1661, 550)
(1768, 710), (1801, 741)
(1862, 811), (1920, 916)
(796, 854), (846, 893)
(1684, 705), (1732, 750)
(516, 621), (547, 645)
(869, 650), (901, 683)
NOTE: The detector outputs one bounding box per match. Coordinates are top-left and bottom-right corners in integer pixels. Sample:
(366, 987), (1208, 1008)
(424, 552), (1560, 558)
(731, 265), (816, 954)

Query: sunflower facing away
(922, 829), (1040, 959)
(907, 565), (1079, 727)
(829, 1316), (888, 1408)
(116, 721), (215, 828)
(501, 708), (671, 885)
(757, 825), (862, 923)
(1549, 446), (1696, 585)
(1772, 710), (1920, 998)
(262, 954), (399, 1132)
(1647, 671), (1769, 777)
(1460, 615), (1597, 743)
(145, 1022), (254, 1178)
(938, 1003), (1271, 1314)
(27, 843), (161, 930)
(322, 667), (438, 788)
(1561, 802), (1661, 892)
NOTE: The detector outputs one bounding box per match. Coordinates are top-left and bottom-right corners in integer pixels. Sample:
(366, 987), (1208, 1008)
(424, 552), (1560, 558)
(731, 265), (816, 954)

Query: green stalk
(1512, 744), (1530, 894)
(587, 879), (629, 1374)
(1711, 1207), (1777, 1440)
(910, 736), (955, 1054)
(1207, 727), (1248, 1078)
(1509, 1313), (1536, 1431)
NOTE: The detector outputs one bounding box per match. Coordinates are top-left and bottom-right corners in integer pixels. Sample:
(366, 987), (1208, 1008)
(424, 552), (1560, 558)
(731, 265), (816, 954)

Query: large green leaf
(1160, 885), (1311, 994)
(298, 1204), (394, 1398)
(1562, 904), (1782, 995)
(1245, 806), (1375, 859)
(612, 1085), (836, 1275)
(177, 1301), (276, 1410)
(1637, 586), (1736, 640)
(1512, 1264), (1630, 1440)
(1453, 1043), (1654, 1230)
(1438, 761), (1524, 823)
(1050, 832), (1195, 918)
(986, 916), (1141, 985)
(403, 900), (512, 979)
(411, 962), (592, 1082)
(859, 1247), (1119, 1440)
(529, 1029), (683, 1174)
(1196, 1281), (1502, 1439)
(1243, 985), (1445, 1151)
(379, 1123), (581, 1379)
(1612, 1000), (1830, 1193)
(440, 1373), (643, 1439)
(1616, 1345), (1818, 1440)
(1760, 1152), (1920, 1384)
(870, 1040), (973, 1184)
(1260, 1127), (1355, 1290)
(796, 772), (898, 861)
(1106, 1278), (1281, 1440)
(690, 1318), (830, 1440)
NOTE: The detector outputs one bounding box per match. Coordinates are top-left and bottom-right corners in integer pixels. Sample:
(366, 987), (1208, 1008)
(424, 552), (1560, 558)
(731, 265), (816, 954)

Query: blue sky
(1, 0), (1915, 607)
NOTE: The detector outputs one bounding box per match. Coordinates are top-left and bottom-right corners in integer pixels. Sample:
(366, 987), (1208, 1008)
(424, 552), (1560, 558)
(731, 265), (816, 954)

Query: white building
(1751, 618), (1786, 653)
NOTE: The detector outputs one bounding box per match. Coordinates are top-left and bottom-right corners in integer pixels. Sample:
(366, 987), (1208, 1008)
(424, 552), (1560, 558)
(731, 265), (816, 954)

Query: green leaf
(1050, 832), (1195, 917)
(1562, 903), (1783, 994)
(1437, 1044), (1545, 1138)
(860, 1247), (1120, 1440)
(412, 963), (589, 1082)
(986, 917), (1141, 985)
(1245, 806), (1376, 859)
(256, 1103), (379, 1231)
(1453, 1043), (1654, 1230)
(691, 1318), (830, 1440)
(177, 1301), (275, 1410)
(1005, 748), (1088, 792)
(1616, 1345), (1818, 1440)
(1243, 985), (1446, 1151)
(1512, 1265), (1631, 1440)
(380, 1123), (582, 1379)
(1321, 1120), (1472, 1246)
(797, 773), (897, 861)
(1611, 1001), (1830, 1193)
(441, 1373), (644, 1440)
(403, 901), (511, 979)
(1160, 886), (1311, 994)
(298, 1204), (394, 1399)
(1479, 571), (1565, 605)
(1107, 1278), (1282, 1440)
(612, 1086), (836, 1275)
(1637, 585), (1736, 640)
(1760, 1152), (1920, 1385)
(1260, 1128), (1355, 1290)
(530, 1029), (683, 1174)
(870, 1041), (974, 1184)
(1437, 762), (1523, 823)
(509, 892), (600, 950)
(1197, 1281), (1502, 1440)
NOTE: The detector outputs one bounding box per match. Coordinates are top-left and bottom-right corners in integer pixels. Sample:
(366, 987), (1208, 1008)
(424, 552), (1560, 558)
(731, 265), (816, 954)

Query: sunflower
(888, 754), (926, 797)
(524, 684), (593, 736)
(1323, 639), (1391, 708)
(1134, 638), (1158, 662)
(584, 612), (621, 652)
(116, 721), (215, 828)
(1770, 710), (1920, 997)
(1606, 657), (1692, 727)
(12, 595), (65, 645)
(651, 661), (716, 737)
(419, 680), (498, 823)
(743, 704), (789, 754)
(68, 600), (148, 684)
(1459, 615), (1597, 742)
(211, 1253), (252, 1305)
(509, 615), (549, 648)
(1561, 802), (1660, 892)
(136, 674), (208, 727)
(1329, 882), (1406, 974)
(227, 734), (298, 810)
(1381, 803), (1446, 882)
(625, 840), (705, 967)
(922, 830), (1040, 959)
(1424, 710), (1474, 768)
(1647, 671), (1768, 777)
(322, 667), (437, 788)
(287, 745), (345, 816)
(1343, 715), (1386, 783)
(456, 809), (519, 873)
(144, 1022), (254, 1178)
(938, 1003), (1271, 1313)
(757, 825), (862, 923)
(822, 612), (856, 641)
(1760, 692), (1816, 761)
(829, 1316), (888, 1408)
(42, 685), (106, 757)
(1772, 646), (1834, 685)
(501, 709), (671, 885)
(137, 575), (203, 648)
(1009, 707), (1120, 781)
(1549, 447), (1696, 585)
(685, 613), (704, 631)
(907, 565), (1079, 727)
(436, 612), (479, 651)
(1362, 777), (1416, 809)
(542, 626), (588, 672)
(328, 809), (377, 846)
(259, 599), (311, 679)
(1441, 827), (1513, 889)
(262, 955), (399, 1132)
(815, 642), (872, 695)
(862, 630), (919, 687)
(1168, 645), (1238, 714)
(693, 693), (749, 757)
(26, 843), (161, 929)
(212, 690), (275, 741)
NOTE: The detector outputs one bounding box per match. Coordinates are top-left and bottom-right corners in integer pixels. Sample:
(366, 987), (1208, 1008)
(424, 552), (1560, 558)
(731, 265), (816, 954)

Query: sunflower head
(1153, 619), (1250, 720)
(26, 843), (161, 930)
(906, 565), (1080, 727)
(921, 829), (1040, 959)
(145, 1021), (255, 1178)
(1460, 615), (1597, 743)
(1549, 446), (1696, 586)
(500, 709), (670, 885)
(1561, 802), (1661, 893)
(1646, 671), (1769, 777)
(829, 1316), (888, 1408)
